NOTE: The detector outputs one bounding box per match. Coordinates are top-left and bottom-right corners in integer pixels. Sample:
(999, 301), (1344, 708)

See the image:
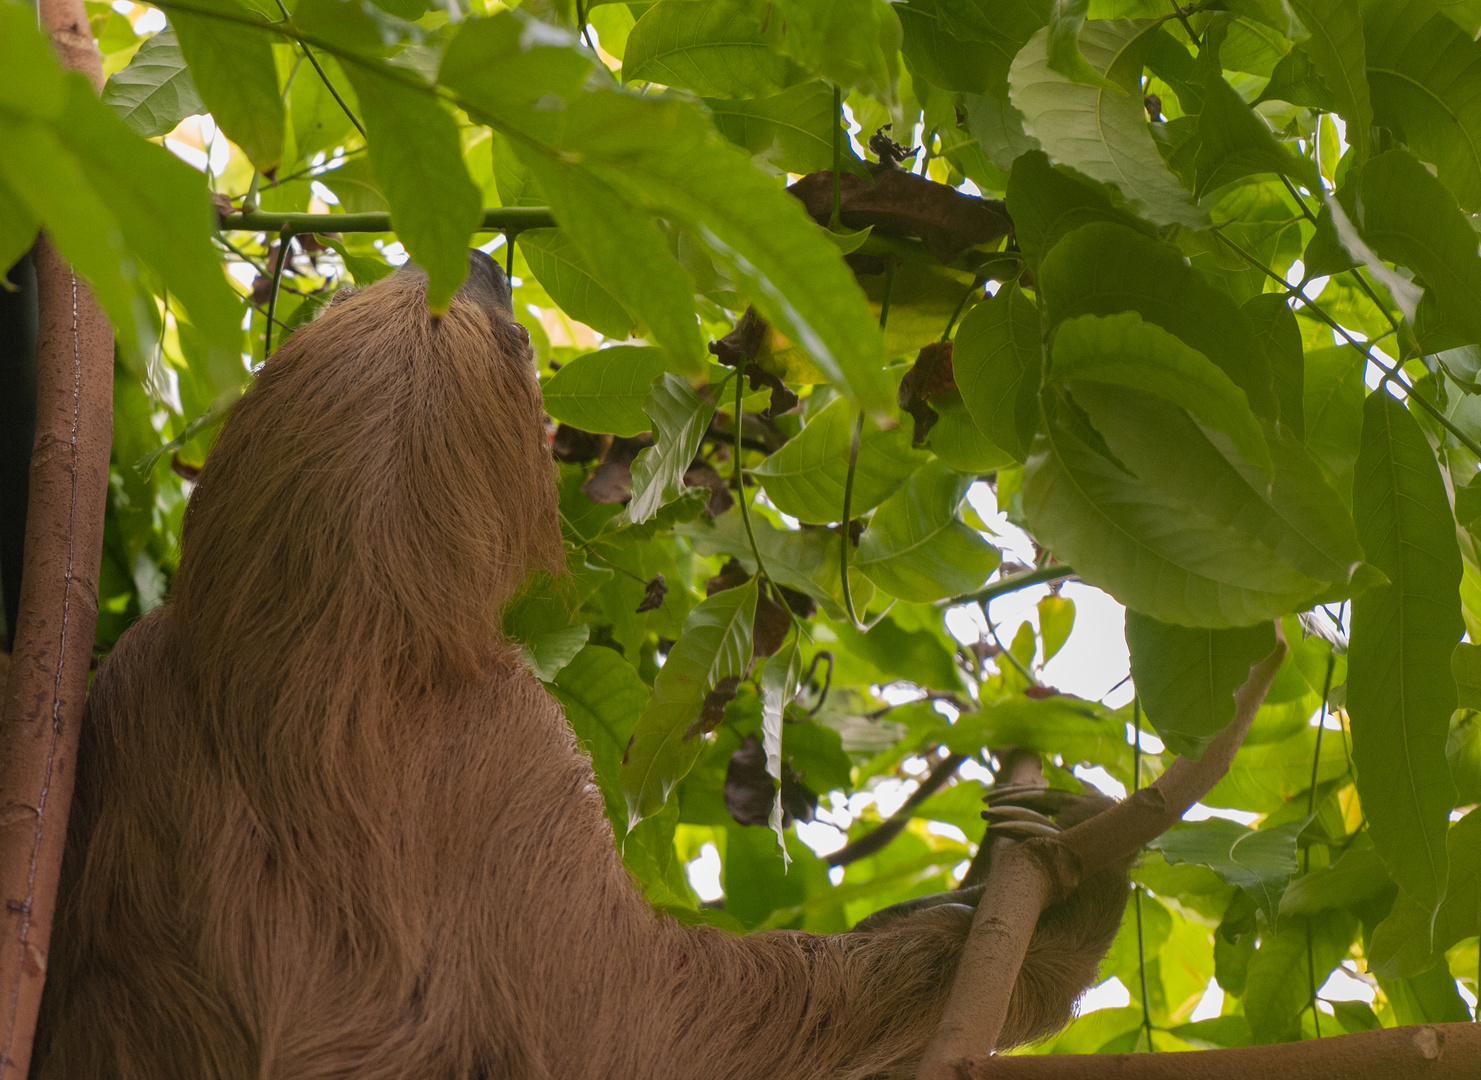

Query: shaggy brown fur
(33, 253), (1127, 1080)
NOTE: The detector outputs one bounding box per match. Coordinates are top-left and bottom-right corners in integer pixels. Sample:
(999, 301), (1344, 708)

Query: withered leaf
(686, 674), (742, 739)
(552, 424), (611, 464)
(752, 588), (792, 659)
(898, 341), (957, 445)
(788, 163), (1012, 264)
(581, 460), (633, 504)
(635, 574), (668, 613)
(683, 462), (734, 518)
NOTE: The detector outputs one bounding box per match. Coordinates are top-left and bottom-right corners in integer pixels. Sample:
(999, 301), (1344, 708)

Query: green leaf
(620, 578), (757, 829)
(927, 393), (1017, 472)
(751, 396), (929, 524)
(55, 78), (243, 362)
(1039, 222), (1276, 421)
(855, 460), (1001, 603)
(1370, 810), (1480, 972)
(761, 637), (803, 860)
(1349, 390), (1463, 914)
(1383, 961), (1474, 1024)
(1244, 294), (1305, 442)
(961, 88), (1041, 172)
(625, 373), (717, 525)
(624, 0), (805, 98)
(553, 644), (654, 831)
(760, 0), (902, 106)
(102, 26), (203, 138)
(170, 0), (284, 171)
(677, 510), (875, 621)
(952, 282), (1042, 462)
(1195, 67), (1322, 198)
(520, 623), (591, 683)
(343, 66), (481, 312)
(1257, 43), (1339, 109)
(704, 81), (837, 175)
(1279, 843), (1395, 915)
(319, 237), (392, 286)
(1005, 150), (1153, 268)
(1039, 593), (1075, 661)
(1205, 724), (1352, 811)
(1244, 909), (1359, 1042)
(0, 176), (39, 277)
(1453, 641), (1481, 709)
(1344, 150), (1481, 346)
(1051, 311), (1273, 476)
(1010, 20), (1204, 229)
(1150, 817), (1306, 924)
(946, 696), (1131, 773)
(1047, 0), (1119, 92)
(289, 52), (357, 160)
(1287, 0), (1371, 163)
(542, 346), (668, 437)
(1363, 0), (1481, 212)
(1303, 344), (1365, 506)
(1127, 613), (1278, 758)
(517, 229), (640, 342)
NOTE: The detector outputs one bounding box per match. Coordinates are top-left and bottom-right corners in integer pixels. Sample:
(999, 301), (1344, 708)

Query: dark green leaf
(1150, 817), (1305, 924)
(1279, 842), (1395, 915)
(553, 645), (652, 830)
(704, 81), (837, 175)
(952, 283), (1042, 462)
(103, 26), (203, 138)
(1005, 150), (1152, 268)
(1127, 613), (1278, 758)
(1453, 641), (1481, 709)
(1195, 67), (1322, 198)
(1287, 0), (1371, 162)
(1046, 0), (1119, 92)
(1303, 344), (1365, 506)
(1257, 43), (1339, 109)
(1244, 909), (1359, 1042)
(1349, 390), (1463, 914)
(946, 695), (1131, 773)
(1244, 294), (1305, 442)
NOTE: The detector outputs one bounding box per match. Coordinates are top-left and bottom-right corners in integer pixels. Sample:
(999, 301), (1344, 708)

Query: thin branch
(262, 227), (292, 359)
(220, 206), (559, 234)
(944, 563), (1077, 608)
(827, 752), (966, 867)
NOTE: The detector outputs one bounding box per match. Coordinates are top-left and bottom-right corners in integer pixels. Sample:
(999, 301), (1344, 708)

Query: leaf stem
(734, 370), (771, 584)
(274, 0), (367, 139)
(262, 225), (293, 359)
(1208, 229), (1481, 459)
(831, 84), (843, 231)
(944, 563), (1077, 608)
(941, 277), (982, 342)
(1133, 699), (1155, 1051)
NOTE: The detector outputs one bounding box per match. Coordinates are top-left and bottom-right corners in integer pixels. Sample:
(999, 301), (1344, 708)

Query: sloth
(33, 252), (1128, 1080)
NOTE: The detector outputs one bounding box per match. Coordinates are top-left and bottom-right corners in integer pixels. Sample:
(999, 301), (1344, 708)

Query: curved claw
(983, 819), (1062, 840)
(850, 885), (985, 932)
(980, 805), (1059, 829)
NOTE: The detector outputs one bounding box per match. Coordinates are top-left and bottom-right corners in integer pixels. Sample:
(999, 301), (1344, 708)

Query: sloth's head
(173, 250), (562, 684)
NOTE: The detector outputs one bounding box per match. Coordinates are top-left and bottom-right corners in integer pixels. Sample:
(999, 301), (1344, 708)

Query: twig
(944, 564), (1077, 608)
(262, 226), (293, 359)
(827, 752), (966, 867)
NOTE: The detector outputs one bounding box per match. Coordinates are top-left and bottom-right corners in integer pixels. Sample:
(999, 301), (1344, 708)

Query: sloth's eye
(512, 323), (530, 346)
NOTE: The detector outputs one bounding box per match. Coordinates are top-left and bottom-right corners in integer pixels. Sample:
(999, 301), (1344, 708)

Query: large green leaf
(946, 695), (1131, 773)
(1349, 390), (1462, 914)
(343, 66), (481, 312)
(1195, 66), (1322, 198)
(1287, 0), (1371, 163)
(542, 346), (668, 437)
(552, 644), (651, 830)
(1303, 344), (1365, 506)
(1010, 20), (1204, 229)
(1047, 0), (1118, 91)
(1243, 294), (1305, 442)
(103, 26), (203, 139)
(1051, 311), (1272, 476)
(760, 637), (802, 858)
(620, 578), (757, 828)
(1454, 641), (1481, 708)
(952, 282), (1042, 462)
(1025, 386), (1363, 628)
(170, 0), (283, 171)
(704, 81), (837, 175)
(759, 0), (902, 106)
(517, 229), (639, 342)
(750, 396), (928, 524)
(624, 0), (805, 98)
(1344, 150), (1481, 346)
(1039, 222), (1276, 421)
(1368, 808), (1481, 976)
(1005, 150), (1152, 268)
(1204, 724), (1352, 811)
(854, 460), (1001, 603)
(1127, 613), (1278, 758)
(625, 373), (717, 525)
(1362, 0), (1481, 212)
(1279, 843), (1395, 916)
(1244, 909), (1359, 1042)
(1150, 817), (1306, 925)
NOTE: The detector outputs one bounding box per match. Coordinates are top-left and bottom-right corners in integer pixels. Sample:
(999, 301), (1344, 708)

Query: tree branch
(827, 752), (966, 867)
(916, 629), (1288, 1078)
(970, 1022), (1480, 1078)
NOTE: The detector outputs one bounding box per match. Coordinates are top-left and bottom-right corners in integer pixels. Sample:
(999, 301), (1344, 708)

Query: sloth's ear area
(457, 249), (514, 317)
(327, 286), (357, 308)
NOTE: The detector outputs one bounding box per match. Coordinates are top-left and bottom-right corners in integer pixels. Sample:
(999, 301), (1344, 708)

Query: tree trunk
(0, 4), (112, 1075)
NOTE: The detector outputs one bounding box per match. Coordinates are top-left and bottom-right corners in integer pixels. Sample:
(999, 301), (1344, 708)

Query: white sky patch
(134, 6), (165, 32)
(1189, 977), (1224, 1021)
(1074, 765), (1127, 800)
(926, 821), (968, 844)
(685, 843), (723, 902)
(1076, 976), (1131, 1014)
(1184, 804), (1261, 826)
(795, 819), (847, 859)
(1320, 963), (1376, 1004)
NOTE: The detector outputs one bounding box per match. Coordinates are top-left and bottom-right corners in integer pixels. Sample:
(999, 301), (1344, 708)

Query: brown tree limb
(969, 1022), (1481, 1079)
(828, 752), (966, 867)
(0, 6), (112, 1076)
(917, 629), (1289, 1078)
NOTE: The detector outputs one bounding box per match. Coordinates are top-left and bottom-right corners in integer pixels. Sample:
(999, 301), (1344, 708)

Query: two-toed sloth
(34, 253), (1128, 1080)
